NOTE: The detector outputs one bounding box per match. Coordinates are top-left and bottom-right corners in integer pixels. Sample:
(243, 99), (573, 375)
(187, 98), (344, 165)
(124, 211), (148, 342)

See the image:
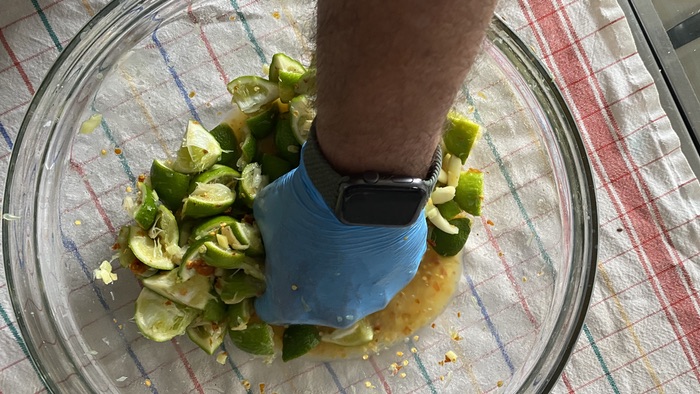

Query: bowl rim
(2, 1), (598, 393)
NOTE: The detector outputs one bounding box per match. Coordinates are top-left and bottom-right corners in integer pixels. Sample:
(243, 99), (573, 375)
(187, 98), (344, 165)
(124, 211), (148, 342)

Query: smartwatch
(303, 122), (442, 227)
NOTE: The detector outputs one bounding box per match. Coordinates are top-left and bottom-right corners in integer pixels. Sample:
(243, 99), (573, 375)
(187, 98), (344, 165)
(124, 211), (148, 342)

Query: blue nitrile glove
(253, 145), (427, 329)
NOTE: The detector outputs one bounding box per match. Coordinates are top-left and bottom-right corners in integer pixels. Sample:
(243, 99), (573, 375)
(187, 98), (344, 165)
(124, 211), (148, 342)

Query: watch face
(338, 185), (428, 226)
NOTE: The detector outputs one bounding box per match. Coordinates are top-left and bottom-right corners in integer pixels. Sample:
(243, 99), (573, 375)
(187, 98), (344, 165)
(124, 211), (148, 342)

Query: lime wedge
(229, 220), (264, 257)
(150, 160), (191, 211)
(151, 205), (179, 249)
(289, 95), (315, 144)
(227, 76), (279, 115)
(454, 169), (484, 216)
(128, 225), (175, 270)
(227, 299), (252, 331)
(436, 200), (462, 221)
(177, 234), (215, 281)
(246, 105), (279, 139)
(239, 163), (268, 208)
(274, 113), (301, 166)
(261, 153), (293, 182)
(278, 70), (304, 103)
(282, 325), (321, 362)
(294, 68), (316, 96)
(429, 217), (471, 257)
(268, 53), (306, 83)
(181, 183), (235, 219)
(191, 216), (239, 242)
(172, 120), (223, 174)
(215, 271), (265, 304)
(208, 122), (241, 167)
(443, 112), (481, 163)
(141, 269), (214, 310)
(321, 319), (374, 347)
(133, 182), (158, 229)
(229, 322), (275, 356)
(202, 297), (227, 322)
(134, 287), (198, 342)
(237, 132), (257, 169)
(187, 320), (227, 355)
(201, 241), (247, 268)
(189, 164), (240, 193)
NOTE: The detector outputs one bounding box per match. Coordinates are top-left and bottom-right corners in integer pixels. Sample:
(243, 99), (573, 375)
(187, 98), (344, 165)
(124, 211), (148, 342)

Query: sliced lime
(454, 169), (484, 216)
(282, 325), (321, 362)
(246, 105), (279, 139)
(208, 122), (241, 167)
(202, 297), (227, 322)
(191, 216), (239, 241)
(150, 160), (191, 211)
(189, 164), (240, 193)
(278, 70), (304, 103)
(177, 234), (215, 281)
(181, 183), (235, 219)
(117, 226), (133, 268)
(436, 200), (462, 221)
(268, 53), (306, 83)
(227, 299), (252, 331)
(150, 205), (179, 250)
(141, 269), (214, 310)
(187, 320), (227, 355)
(228, 322), (275, 356)
(229, 221), (264, 257)
(237, 132), (257, 169)
(128, 225), (175, 270)
(201, 241), (247, 268)
(178, 219), (197, 247)
(133, 182), (158, 229)
(227, 76), (279, 115)
(274, 113), (301, 166)
(215, 271), (265, 304)
(134, 287), (198, 342)
(239, 163), (268, 208)
(443, 112), (481, 163)
(320, 319), (374, 347)
(261, 153), (293, 182)
(289, 95), (315, 144)
(429, 217), (471, 257)
(294, 68), (316, 96)
(172, 120), (223, 174)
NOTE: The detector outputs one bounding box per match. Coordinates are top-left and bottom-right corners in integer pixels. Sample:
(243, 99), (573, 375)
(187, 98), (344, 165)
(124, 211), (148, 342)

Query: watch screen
(339, 186), (427, 226)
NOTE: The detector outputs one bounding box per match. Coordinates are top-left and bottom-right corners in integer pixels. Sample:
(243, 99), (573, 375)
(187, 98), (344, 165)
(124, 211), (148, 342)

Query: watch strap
(303, 122), (349, 210)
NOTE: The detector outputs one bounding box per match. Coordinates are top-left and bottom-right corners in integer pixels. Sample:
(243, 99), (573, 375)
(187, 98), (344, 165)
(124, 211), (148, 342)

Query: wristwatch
(303, 121), (442, 227)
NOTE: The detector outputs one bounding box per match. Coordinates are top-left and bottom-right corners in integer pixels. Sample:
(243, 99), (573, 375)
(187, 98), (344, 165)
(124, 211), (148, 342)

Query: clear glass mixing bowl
(3, 1), (597, 393)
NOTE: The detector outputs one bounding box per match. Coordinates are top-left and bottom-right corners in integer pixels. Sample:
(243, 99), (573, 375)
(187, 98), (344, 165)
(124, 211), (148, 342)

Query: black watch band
(303, 122), (442, 227)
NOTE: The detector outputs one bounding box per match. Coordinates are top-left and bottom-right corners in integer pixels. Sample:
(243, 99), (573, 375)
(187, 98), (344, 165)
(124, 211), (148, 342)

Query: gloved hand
(253, 144), (427, 329)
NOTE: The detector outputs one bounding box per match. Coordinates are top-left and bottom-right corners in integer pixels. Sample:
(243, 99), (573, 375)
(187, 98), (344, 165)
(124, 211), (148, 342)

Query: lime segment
(189, 164), (240, 193)
(294, 68), (316, 96)
(133, 182), (158, 229)
(429, 217), (471, 257)
(227, 76), (279, 115)
(268, 53), (306, 83)
(282, 325), (321, 362)
(141, 269), (214, 310)
(443, 112), (481, 163)
(208, 122), (241, 167)
(321, 319), (374, 347)
(128, 225), (175, 270)
(201, 241), (247, 268)
(187, 321), (227, 355)
(202, 297), (227, 322)
(227, 299), (252, 331)
(229, 322), (275, 356)
(134, 288), (198, 342)
(172, 120), (223, 174)
(150, 160), (190, 211)
(274, 113), (301, 166)
(246, 105), (279, 139)
(215, 271), (266, 304)
(436, 200), (462, 221)
(229, 221), (264, 257)
(239, 163), (268, 208)
(181, 183), (235, 219)
(289, 95), (315, 144)
(454, 169), (484, 216)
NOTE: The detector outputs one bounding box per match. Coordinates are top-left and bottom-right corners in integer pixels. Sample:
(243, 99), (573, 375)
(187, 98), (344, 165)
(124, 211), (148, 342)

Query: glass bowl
(3, 0), (597, 393)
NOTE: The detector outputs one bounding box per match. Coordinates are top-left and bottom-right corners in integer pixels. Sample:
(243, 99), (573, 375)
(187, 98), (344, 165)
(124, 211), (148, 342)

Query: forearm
(315, 0), (496, 178)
